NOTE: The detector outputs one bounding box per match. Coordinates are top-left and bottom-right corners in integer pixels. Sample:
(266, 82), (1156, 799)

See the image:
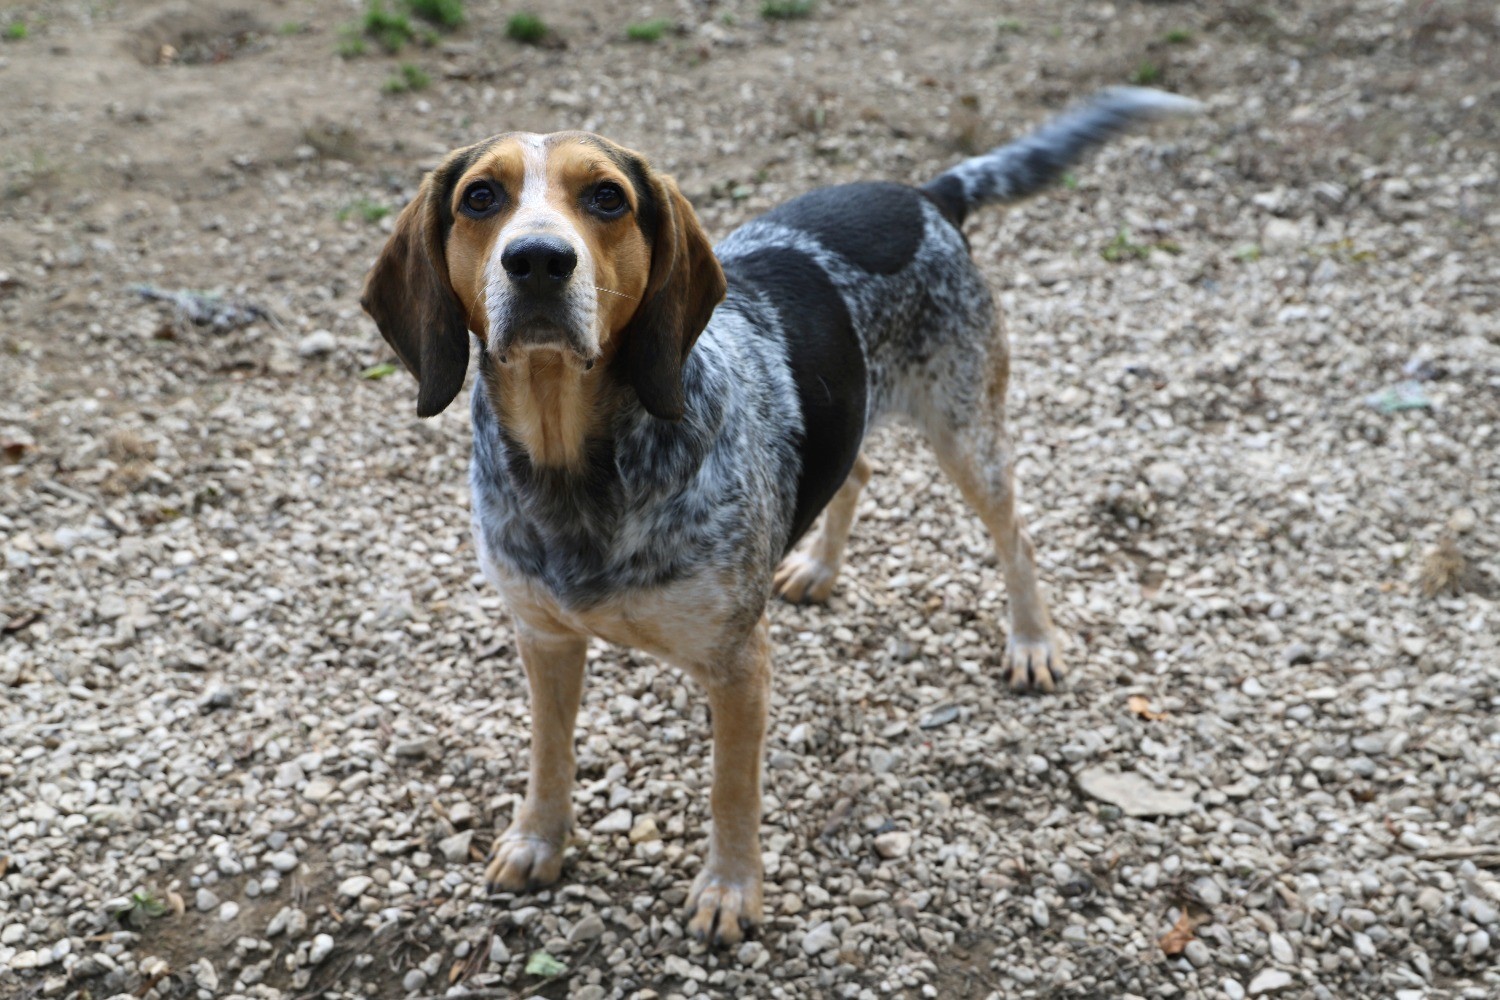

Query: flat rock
(1076, 767), (1196, 817)
(1249, 969), (1295, 994)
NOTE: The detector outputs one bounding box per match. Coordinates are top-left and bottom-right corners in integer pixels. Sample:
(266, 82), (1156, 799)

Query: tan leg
(685, 618), (771, 947)
(485, 627), (587, 892)
(929, 422), (1064, 692)
(773, 452), (873, 604)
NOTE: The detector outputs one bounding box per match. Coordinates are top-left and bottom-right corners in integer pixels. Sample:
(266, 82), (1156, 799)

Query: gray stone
(438, 830), (473, 863)
(1076, 767), (1196, 817)
(568, 914), (605, 944)
(802, 921), (838, 956)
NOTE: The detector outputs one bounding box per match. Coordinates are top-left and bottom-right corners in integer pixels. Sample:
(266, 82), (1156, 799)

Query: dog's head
(360, 132), (726, 420)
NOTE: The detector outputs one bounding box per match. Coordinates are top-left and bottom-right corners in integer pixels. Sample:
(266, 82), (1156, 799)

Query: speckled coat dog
(361, 87), (1196, 945)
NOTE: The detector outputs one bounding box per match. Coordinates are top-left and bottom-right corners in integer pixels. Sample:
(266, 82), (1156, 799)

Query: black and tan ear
(359, 155), (473, 418)
(620, 170), (727, 421)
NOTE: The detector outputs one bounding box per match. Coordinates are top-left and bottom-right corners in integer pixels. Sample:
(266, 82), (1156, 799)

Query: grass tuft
(407, 0), (465, 28)
(762, 0), (814, 20)
(1101, 228), (1151, 263)
(1164, 28), (1193, 44)
(4, 20), (27, 40)
(363, 3), (414, 52)
(338, 198), (393, 223)
(997, 18), (1024, 33)
(336, 28), (367, 58)
(120, 890), (168, 928)
(506, 12), (547, 44)
(626, 18), (673, 42)
(1131, 60), (1163, 85)
(382, 62), (430, 93)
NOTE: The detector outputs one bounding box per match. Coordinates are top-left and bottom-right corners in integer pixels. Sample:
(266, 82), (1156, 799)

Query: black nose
(501, 235), (577, 294)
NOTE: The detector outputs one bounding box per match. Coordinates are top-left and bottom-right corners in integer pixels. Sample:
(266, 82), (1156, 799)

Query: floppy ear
(359, 158), (472, 418)
(620, 170), (727, 421)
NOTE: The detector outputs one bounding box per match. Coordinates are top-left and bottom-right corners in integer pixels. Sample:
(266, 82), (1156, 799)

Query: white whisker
(595, 285), (637, 300)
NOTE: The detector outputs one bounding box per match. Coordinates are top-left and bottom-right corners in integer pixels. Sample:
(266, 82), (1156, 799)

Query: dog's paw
(686, 870), (763, 948)
(484, 830), (566, 894)
(1004, 632), (1065, 693)
(773, 551), (839, 604)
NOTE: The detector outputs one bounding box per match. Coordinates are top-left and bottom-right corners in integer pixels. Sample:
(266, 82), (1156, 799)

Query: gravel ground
(2, 1), (1498, 998)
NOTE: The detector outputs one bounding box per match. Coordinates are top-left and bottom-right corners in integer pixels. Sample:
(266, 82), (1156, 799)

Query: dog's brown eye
(462, 182), (498, 216)
(590, 182), (626, 216)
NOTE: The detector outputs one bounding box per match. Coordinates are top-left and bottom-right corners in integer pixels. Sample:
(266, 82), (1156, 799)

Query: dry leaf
(1128, 695), (1167, 721)
(1164, 911), (1200, 959)
(166, 889), (185, 917)
(1417, 535), (1469, 598)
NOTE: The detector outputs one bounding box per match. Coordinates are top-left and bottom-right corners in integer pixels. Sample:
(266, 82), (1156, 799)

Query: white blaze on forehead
(512, 134), (552, 225)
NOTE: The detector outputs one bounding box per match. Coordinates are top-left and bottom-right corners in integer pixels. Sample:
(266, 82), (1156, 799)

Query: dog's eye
(461, 182), (500, 216)
(590, 182), (627, 216)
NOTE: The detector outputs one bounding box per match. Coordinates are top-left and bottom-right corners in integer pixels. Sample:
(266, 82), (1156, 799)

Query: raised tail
(921, 87), (1201, 226)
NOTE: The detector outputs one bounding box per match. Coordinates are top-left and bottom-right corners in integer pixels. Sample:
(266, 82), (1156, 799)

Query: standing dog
(361, 87), (1197, 945)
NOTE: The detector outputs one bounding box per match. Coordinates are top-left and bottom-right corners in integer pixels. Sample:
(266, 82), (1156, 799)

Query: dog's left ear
(621, 170), (727, 421)
(360, 154), (473, 418)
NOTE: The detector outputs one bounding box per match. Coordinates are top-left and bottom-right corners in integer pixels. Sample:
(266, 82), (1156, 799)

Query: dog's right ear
(360, 154), (473, 418)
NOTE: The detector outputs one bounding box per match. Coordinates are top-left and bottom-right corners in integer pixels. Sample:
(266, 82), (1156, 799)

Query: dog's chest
(476, 538), (749, 667)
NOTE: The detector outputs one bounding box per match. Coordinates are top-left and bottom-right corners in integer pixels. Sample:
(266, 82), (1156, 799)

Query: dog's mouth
(492, 315), (599, 370)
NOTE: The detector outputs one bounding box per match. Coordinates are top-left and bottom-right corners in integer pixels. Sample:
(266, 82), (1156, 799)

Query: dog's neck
(480, 349), (606, 470)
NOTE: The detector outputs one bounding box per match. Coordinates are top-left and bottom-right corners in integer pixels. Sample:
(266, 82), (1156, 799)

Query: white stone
(337, 875), (373, 898)
(297, 330), (336, 357)
(308, 933), (334, 965)
(592, 808), (633, 834)
(1248, 968), (1294, 994)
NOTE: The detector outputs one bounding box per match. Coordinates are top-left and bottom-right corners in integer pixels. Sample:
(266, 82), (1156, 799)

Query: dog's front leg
(686, 617), (771, 947)
(485, 626), (587, 893)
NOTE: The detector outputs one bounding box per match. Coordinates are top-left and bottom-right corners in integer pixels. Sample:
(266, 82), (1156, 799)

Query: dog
(360, 87), (1197, 946)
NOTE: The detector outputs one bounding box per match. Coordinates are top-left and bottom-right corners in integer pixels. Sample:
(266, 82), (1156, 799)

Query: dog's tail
(922, 87), (1201, 226)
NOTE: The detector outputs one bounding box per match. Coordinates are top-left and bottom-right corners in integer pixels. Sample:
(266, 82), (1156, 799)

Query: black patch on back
(757, 182), (924, 275)
(919, 174), (969, 228)
(722, 248), (868, 551)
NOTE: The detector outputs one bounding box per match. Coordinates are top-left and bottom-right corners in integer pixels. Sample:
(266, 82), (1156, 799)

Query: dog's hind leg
(773, 451), (873, 604)
(920, 339), (1064, 692)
